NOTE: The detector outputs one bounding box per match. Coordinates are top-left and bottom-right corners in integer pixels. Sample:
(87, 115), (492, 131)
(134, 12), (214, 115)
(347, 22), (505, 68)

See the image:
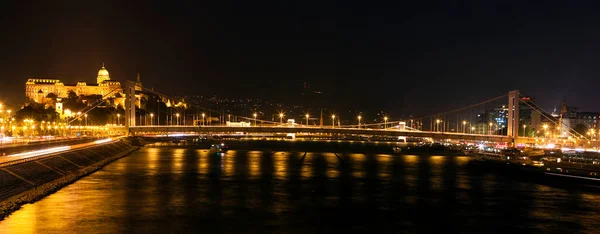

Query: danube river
(1, 144), (599, 233)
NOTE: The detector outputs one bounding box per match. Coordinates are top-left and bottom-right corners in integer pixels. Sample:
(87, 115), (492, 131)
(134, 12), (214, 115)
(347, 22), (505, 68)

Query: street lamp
(522, 124), (526, 137)
(253, 113), (257, 126)
(202, 113), (206, 126)
(462, 120), (467, 133)
(471, 126), (475, 134)
(117, 113), (120, 125)
(384, 116), (388, 129)
(85, 114), (88, 126)
(435, 119), (441, 132)
(331, 115), (335, 128)
(176, 113), (180, 125)
(150, 113), (154, 126)
(305, 114), (309, 126)
(358, 115), (362, 129)
(489, 122), (493, 135)
(279, 113), (284, 125)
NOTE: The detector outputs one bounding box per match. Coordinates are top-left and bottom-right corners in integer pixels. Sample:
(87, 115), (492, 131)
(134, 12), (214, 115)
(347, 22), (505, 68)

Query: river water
(1, 145), (600, 233)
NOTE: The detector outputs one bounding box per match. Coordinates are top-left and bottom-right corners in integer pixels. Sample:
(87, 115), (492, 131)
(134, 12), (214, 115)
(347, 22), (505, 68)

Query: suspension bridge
(70, 81), (591, 147)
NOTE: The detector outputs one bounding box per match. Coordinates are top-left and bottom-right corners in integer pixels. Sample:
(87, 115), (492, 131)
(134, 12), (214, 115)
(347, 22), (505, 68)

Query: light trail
(94, 138), (113, 144)
(545, 172), (600, 181)
(8, 146), (71, 158)
(0, 138), (119, 165)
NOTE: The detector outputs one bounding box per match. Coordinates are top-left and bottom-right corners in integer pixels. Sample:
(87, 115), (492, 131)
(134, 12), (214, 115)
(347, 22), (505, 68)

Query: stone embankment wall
(0, 140), (139, 219)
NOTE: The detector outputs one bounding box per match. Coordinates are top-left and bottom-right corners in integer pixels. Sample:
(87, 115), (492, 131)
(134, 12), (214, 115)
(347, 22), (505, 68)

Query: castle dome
(98, 66), (109, 77)
(97, 63), (110, 84)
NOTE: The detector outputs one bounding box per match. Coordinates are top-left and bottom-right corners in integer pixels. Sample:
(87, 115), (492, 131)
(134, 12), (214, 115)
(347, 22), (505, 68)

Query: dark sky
(1, 1), (600, 116)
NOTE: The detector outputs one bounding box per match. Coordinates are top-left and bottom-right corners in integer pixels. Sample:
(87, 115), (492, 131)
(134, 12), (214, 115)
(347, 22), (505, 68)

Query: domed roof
(98, 66), (109, 77)
(97, 63), (111, 84)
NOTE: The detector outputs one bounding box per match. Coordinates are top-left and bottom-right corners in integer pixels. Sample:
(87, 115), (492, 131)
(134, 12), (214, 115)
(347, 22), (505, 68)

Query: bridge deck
(126, 126), (513, 142)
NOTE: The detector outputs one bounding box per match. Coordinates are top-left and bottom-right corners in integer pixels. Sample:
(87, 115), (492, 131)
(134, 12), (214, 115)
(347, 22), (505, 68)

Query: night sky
(1, 1), (600, 116)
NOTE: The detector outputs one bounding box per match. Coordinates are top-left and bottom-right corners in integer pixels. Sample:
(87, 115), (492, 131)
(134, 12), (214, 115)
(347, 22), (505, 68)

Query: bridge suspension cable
(138, 85), (283, 126)
(519, 94), (590, 142)
(408, 93), (508, 121)
(68, 87), (122, 125)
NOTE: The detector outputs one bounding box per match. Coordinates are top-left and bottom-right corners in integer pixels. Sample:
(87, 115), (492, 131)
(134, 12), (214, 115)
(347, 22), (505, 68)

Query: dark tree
(46, 92), (58, 99)
(67, 90), (78, 100)
(15, 105), (60, 122)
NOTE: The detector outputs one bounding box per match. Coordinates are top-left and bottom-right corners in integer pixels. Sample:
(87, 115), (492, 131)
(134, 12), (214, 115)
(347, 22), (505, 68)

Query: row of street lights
(133, 112), (208, 126)
(430, 119), (534, 136)
(116, 110), (394, 128)
(257, 112), (391, 128)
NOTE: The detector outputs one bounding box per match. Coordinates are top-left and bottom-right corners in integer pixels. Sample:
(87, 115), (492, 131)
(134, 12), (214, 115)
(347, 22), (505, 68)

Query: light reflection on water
(1, 147), (600, 233)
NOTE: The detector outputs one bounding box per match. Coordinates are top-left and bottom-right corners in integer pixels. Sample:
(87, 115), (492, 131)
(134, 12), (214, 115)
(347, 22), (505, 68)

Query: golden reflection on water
(172, 149), (185, 173)
(323, 153), (338, 179)
(429, 156), (445, 191)
(350, 153), (365, 178)
(455, 156), (470, 166)
(3, 149), (600, 233)
(455, 156), (470, 190)
(197, 149), (208, 178)
(0, 173), (127, 233)
(1, 203), (37, 233)
(300, 153), (313, 178)
(114, 157), (127, 173)
(403, 155), (419, 187)
(223, 151), (235, 178)
(147, 147), (159, 175)
(377, 154), (392, 180)
(248, 151), (261, 179)
(273, 152), (287, 180)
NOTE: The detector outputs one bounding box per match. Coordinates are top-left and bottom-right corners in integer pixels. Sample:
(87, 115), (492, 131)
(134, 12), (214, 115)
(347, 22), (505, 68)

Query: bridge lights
(331, 115), (335, 128)
(471, 126), (475, 134)
(305, 114), (310, 126)
(522, 124), (526, 137)
(117, 113), (121, 126)
(176, 113), (180, 125)
(150, 113), (154, 125)
(358, 115), (362, 129)
(462, 120), (467, 133)
(279, 113), (284, 125)
(435, 119), (441, 132)
(253, 113), (257, 126)
(202, 113), (206, 126)
(384, 116), (388, 129)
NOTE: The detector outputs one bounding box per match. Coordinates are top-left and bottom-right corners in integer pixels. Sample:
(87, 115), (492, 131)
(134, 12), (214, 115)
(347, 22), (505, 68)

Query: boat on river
(210, 143), (229, 153)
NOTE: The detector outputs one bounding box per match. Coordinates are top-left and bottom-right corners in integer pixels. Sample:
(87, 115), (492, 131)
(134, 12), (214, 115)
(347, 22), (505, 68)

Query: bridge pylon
(507, 90), (520, 145)
(125, 80), (136, 135)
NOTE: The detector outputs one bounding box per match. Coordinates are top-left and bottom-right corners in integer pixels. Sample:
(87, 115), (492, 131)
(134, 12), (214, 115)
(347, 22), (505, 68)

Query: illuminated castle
(25, 64), (124, 103)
